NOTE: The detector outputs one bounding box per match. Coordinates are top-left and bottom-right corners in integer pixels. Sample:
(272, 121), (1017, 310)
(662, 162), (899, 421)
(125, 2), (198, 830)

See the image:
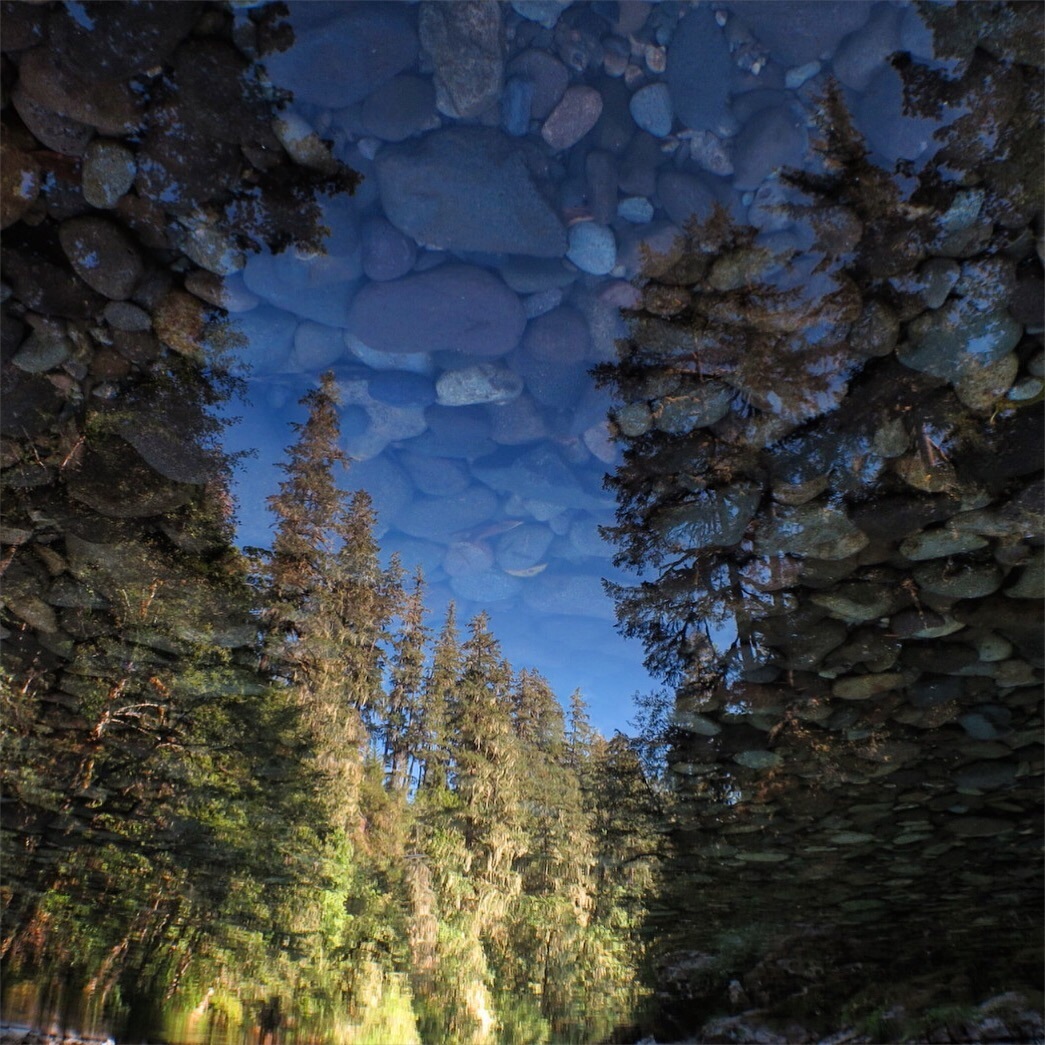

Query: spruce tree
(417, 603), (461, 793)
(385, 567), (429, 792)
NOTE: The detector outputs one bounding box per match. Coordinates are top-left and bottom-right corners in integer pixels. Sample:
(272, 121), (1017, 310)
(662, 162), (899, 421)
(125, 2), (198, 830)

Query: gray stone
(913, 560), (1004, 600)
(522, 572), (615, 620)
(831, 3), (902, 91)
(488, 393), (548, 445)
(754, 500), (869, 560)
(82, 139), (136, 208)
(1006, 549), (1044, 599)
(436, 364), (523, 407)
(242, 247), (359, 329)
(473, 445), (610, 511)
(955, 352), (1019, 413)
(444, 542), (495, 579)
(262, 5), (417, 107)
(541, 86), (603, 150)
(10, 85), (94, 156)
(367, 371), (437, 409)
(653, 383), (733, 432)
(657, 170), (717, 230)
(501, 76), (535, 137)
(733, 107), (808, 191)
(290, 322), (345, 371)
(396, 485), (500, 541)
(953, 761), (1016, 792)
(349, 265), (525, 357)
(618, 196), (654, 223)
(858, 62), (950, 163)
(223, 304), (297, 375)
(408, 405), (496, 459)
(59, 216), (143, 301)
(810, 583), (905, 624)
(734, 750), (783, 770)
(629, 82), (674, 138)
(13, 324), (71, 374)
(653, 482), (761, 551)
(522, 288), (564, 319)
(399, 452), (471, 497)
(666, 7), (731, 132)
(506, 49), (569, 121)
(361, 216), (417, 282)
(959, 705), (1012, 740)
(899, 527), (989, 561)
(377, 127), (566, 256)
(419, 1), (504, 119)
(511, 0), (570, 29)
(495, 523), (553, 572)
(729, 1), (872, 66)
(450, 568), (521, 604)
(360, 75), (440, 142)
(566, 222), (616, 275)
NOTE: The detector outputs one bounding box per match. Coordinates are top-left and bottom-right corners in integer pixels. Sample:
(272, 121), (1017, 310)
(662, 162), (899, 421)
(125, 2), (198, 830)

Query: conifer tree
(385, 567), (429, 792)
(417, 603), (461, 792)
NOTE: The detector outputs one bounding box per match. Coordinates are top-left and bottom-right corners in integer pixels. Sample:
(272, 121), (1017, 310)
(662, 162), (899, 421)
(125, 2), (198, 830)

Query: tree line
(2, 371), (664, 1044)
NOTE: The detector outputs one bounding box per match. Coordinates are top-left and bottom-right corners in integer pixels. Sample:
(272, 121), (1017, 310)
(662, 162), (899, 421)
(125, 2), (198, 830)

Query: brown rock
(58, 216), (144, 301)
(0, 143), (40, 230)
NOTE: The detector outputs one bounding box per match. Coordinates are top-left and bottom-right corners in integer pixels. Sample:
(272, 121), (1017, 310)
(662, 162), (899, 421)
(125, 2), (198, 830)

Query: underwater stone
(653, 482), (762, 550)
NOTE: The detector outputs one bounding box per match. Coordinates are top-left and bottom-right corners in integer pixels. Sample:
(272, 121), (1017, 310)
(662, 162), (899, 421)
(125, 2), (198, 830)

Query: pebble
(360, 75), (441, 143)
(262, 4), (418, 108)
(541, 86), (603, 150)
(420, 1), (504, 119)
(361, 216), (417, 282)
(566, 222), (617, 275)
(349, 264), (525, 358)
(507, 49), (569, 121)
(58, 216), (143, 301)
(436, 364), (524, 407)
(618, 196), (654, 223)
(0, 146), (40, 230)
(666, 6), (732, 132)
(629, 82), (674, 138)
(377, 127), (566, 257)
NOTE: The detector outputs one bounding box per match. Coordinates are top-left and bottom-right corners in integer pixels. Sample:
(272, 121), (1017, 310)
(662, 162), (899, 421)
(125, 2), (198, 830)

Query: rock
(175, 215), (246, 277)
(733, 106), (808, 191)
(513, 306), (591, 408)
(396, 485), (501, 541)
(291, 322), (346, 372)
(666, 7), (732, 132)
(495, 523), (553, 571)
(832, 672), (905, 700)
(436, 364), (523, 407)
(541, 86), (603, 150)
(507, 49), (570, 121)
(360, 74), (440, 143)
(16, 48), (143, 136)
(653, 483), (762, 551)
(629, 82), (674, 138)
(618, 196), (654, 223)
(729, 1), (872, 65)
(12, 323), (71, 374)
(899, 528), (989, 561)
(377, 127), (566, 256)
(420, 1), (504, 119)
(0, 145), (40, 230)
(566, 221), (616, 275)
(858, 63), (947, 164)
(223, 304), (297, 374)
(1006, 549), (1044, 599)
(350, 265), (524, 358)
(734, 750), (783, 770)
(849, 300), (899, 358)
(653, 383), (734, 432)
(241, 248), (358, 329)
(810, 583), (906, 624)
(443, 541), (496, 577)
(11, 87), (95, 155)
(48, 0), (199, 83)
(367, 371), (437, 409)
(272, 112), (337, 173)
(473, 445), (610, 511)
(361, 216), (417, 282)
(488, 393), (548, 445)
(399, 452), (471, 497)
(914, 560), (1004, 599)
(409, 405), (496, 459)
(959, 705), (1012, 740)
(901, 300), (1023, 383)
(521, 572), (615, 619)
(68, 438), (193, 518)
(830, 3), (902, 90)
(657, 170), (717, 229)
(451, 569), (521, 604)
(262, 4), (417, 107)
(755, 500), (869, 560)
(511, 0), (570, 29)
(955, 352), (1019, 413)
(522, 288), (564, 319)
(346, 456), (414, 528)
(58, 216), (143, 301)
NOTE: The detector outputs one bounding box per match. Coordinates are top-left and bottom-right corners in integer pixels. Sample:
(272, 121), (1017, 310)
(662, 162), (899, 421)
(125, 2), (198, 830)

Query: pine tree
(385, 567), (430, 792)
(417, 603), (461, 793)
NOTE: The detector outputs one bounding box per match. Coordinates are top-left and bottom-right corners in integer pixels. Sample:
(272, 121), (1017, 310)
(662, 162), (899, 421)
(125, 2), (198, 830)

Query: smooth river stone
(666, 6), (732, 132)
(348, 265), (525, 357)
(376, 127), (566, 256)
(726, 1), (872, 66)
(261, 4), (418, 107)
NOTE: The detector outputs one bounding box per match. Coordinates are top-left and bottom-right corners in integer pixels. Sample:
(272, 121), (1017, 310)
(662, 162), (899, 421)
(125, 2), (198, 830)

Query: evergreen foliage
(2, 373), (657, 1043)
